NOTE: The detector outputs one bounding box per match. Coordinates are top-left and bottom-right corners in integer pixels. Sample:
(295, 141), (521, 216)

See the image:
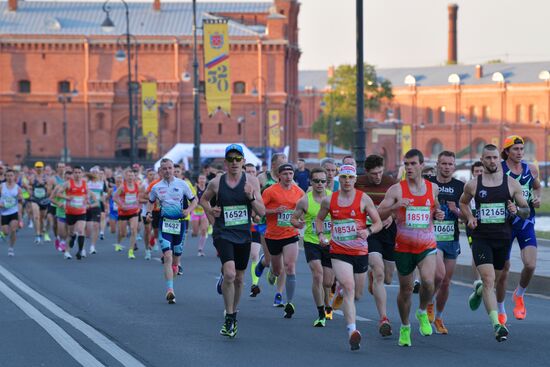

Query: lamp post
(354, 0), (366, 175)
(58, 89), (78, 163)
(101, 0), (137, 164)
(251, 77), (268, 160)
(191, 0), (201, 182)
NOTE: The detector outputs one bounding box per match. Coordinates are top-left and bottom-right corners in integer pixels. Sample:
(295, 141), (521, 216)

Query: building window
(469, 106), (478, 123)
(482, 106), (490, 123)
(58, 80), (71, 94)
(200, 123), (203, 134)
(18, 80), (31, 93)
(22, 121), (27, 135)
(426, 107), (433, 124)
(475, 140), (486, 157)
(218, 123), (222, 135)
(528, 104), (536, 122)
(238, 123), (242, 135)
(233, 81), (246, 95)
(43, 122), (47, 135)
(524, 138), (536, 160)
(96, 113), (105, 130)
(438, 106), (446, 124)
(430, 140), (443, 159)
(395, 106), (402, 120)
(516, 104), (524, 123)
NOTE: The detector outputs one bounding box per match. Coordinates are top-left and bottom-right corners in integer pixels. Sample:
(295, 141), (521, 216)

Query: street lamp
(101, 0), (137, 164)
(58, 88), (79, 163)
(460, 115), (473, 164)
(191, 0), (201, 182)
(251, 77), (268, 160)
(354, 0), (367, 175)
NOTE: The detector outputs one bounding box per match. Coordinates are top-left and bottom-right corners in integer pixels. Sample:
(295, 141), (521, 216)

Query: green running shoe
(398, 325), (412, 347)
(415, 310), (433, 336)
(313, 317), (326, 327)
(494, 324), (508, 342)
(220, 317), (237, 338)
(468, 282), (483, 311)
(267, 269), (277, 286)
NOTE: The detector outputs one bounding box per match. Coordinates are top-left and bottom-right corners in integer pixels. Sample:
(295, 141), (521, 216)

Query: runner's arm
(199, 177), (221, 222)
(246, 175), (266, 217)
(363, 193), (382, 235)
(376, 184), (400, 220)
(508, 178), (530, 219)
(459, 179), (476, 224)
(290, 195), (307, 229)
(315, 196), (331, 245)
(529, 163), (542, 208)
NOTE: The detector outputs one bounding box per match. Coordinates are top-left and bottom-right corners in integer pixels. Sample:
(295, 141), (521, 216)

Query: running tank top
(88, 180), (104, 207)
(502, 161), (535, 221)
(118, 182), (140, 216)
(65, 179), (87, 215)
(1, 183), (19, 216)
(194, 186), (206, 215)
(213, 173), (252, 244)
(328, 190), (368, 256)
(32, 178), (49, 204)
(304, 190), (332, 245)
(395, 180), (436, 254)
(472, 174), (512, 240)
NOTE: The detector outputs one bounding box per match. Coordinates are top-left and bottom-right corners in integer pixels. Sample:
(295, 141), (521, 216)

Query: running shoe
(144, 249), (152, 260)
(313, 317), (326, 327)
(172, 265), (178, 276)
(398, 325), (412, 347)
(415, 310), (433, 336)
(255, 254), (266, 278)
(60, 241), (67, 252)
(494, 324), (509, 342)
(197, 249), (205, 257)
(177, 265), (183, 275)
(267, 269), (277, 286)
(90, 245), (97, 255)
(128, 248), (135, 259)
(513, 290), (526, 320)
(413, 280), (420, 294)
(426, 303), (435, 323)
(379, 317), (392, 337)
(81, 249), (87, 258)
(34, 235), (41, 244)
(216, 274), (224, 295)
(166, 289), (176, 304)
(0, 232), (5, 241)
(283, 303), (295, 319)
(137, 234), (143, 241)
(43, 233), (51, 242)
(434, 318), (448, 334)
(349, 330), (361, 351)
(249, 284), (261, 297)
(7, 248), (15, 257)
(468, 282), (483, 311)
(332, 290), (344, 311)
(55, 238), (61, 251)
(273, 292), (284, 307)
(114, 244), (122, 252)
(28, 221), (33, 229)
(498, 312), (507, 326)
(368, 270), (374, 295)
(99, 232), (105, 240)
(76, 251), (82, 260)
(220, 316), (236, 337)
(64, 252), (72, 260)
(325, 307), (333, 320)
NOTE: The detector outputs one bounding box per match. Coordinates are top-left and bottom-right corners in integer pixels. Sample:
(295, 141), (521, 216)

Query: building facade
(0, 0), (300, 164)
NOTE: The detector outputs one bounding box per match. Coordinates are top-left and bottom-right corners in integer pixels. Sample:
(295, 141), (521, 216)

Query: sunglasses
(339, 175), (356, 180)
(65, 171), (73, 175)
(226, 156), (244, 163)
(311, 179), (327, 184)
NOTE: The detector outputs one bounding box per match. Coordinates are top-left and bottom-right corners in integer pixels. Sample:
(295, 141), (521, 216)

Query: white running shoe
(81, 249), (87, 258)
(90, 245), (97, 254)
(64, 252), (72, 260)
(8, 248), (15, 257)
(145, 249), (152, 260)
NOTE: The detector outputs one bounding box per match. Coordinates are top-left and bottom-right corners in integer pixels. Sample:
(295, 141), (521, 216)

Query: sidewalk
(454, 234), (550, 296)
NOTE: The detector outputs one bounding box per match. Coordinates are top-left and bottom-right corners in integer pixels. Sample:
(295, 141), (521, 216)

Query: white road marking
(451, 279), (550, 300)
(0, 279), (104, 367)
(0, 265), (146, 367)
(333, 309), (372, 322)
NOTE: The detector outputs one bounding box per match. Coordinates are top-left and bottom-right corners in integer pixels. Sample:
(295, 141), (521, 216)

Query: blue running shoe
(255, 254), (266, 278)
(216, 273), (224, 295)
(273, 292), (284, 307)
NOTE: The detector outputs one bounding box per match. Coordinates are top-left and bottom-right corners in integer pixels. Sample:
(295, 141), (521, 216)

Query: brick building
(0, 0), (300, 164)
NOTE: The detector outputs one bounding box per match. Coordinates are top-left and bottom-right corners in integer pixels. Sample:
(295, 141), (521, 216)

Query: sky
(30, 0), (550, 70)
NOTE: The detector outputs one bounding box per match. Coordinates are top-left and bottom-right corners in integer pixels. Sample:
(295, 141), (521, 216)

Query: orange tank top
(65, 179), (87, 215)
(395, 179), (436, 254)
(118, 181), (140, 216)
(329, 190), (368, 256)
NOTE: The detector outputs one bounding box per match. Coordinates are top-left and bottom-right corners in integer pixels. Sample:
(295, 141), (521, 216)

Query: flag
(203, 19), (231, 116)
(268, 110), (281, 147)
(141, 82), (158, 154)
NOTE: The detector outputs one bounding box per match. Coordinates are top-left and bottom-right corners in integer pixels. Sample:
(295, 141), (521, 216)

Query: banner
(141, 82), (158, 156)
(203, 19), (231, 116)
(401, 124), (412, 156)
(268, 110), (281, 148)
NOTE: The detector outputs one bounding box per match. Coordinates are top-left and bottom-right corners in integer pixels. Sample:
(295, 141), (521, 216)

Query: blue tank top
(501, 161), (535, 222)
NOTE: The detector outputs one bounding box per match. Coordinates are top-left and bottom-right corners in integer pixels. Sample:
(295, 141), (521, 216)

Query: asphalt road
(1, 228), (549, 367)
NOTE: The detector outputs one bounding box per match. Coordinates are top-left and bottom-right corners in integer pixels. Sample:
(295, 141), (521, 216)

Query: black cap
(278, 163), (294, 174)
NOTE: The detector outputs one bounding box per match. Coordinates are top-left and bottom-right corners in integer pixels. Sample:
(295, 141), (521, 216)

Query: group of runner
(0, 135), (541, 351)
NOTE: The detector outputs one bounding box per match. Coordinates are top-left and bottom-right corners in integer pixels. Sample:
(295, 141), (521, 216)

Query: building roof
(298, 138), (351, 155)
(299, 61), (550, 91)
(0, 0), (271, 37)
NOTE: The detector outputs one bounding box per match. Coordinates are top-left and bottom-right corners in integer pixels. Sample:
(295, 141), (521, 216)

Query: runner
(466, 161), (485, 293)
(291, 167), (334, 327)
(262, 162), (304, 317)
(191, 174), (209, 257)
(200, 144), (264, 337)
(139, 169), (156, 260)
(114, 169), (141, 259)
(0, 169), (23, 256)
(354, 154), (397, 337)
(47, 162), (65, 250)
(294, 158), (310, 192)
(26, 161), (51, 244)
(244, 163), (263, 297)
(316, 164), (382, 350)
(98, 168), (109, 240)
(321, 158), (339, 192)
(459, 144), (530, 342)
(377, 149), (445, 347)
(427, 151), (464, 334)
(108, 174), (123, 237)
(495, 135), (541, 323)
(147, 158), (197, 304)
(50, 169), (72, 258)
(86, 167), (105, 255)
(146, 169), (162, 258)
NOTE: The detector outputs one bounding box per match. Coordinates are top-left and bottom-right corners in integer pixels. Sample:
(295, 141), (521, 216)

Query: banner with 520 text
(203, 19), (231, 116)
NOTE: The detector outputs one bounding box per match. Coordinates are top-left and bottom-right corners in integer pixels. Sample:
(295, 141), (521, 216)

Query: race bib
(92, 189), (103, 201)
(3, 196), (17, 209)
(223, 205), (248, 226)
(162, 218), (181, 235)
(332, 219), (357, 242)
(521, 188), (531, 202)
(277, 211), (293, 227)
(405, 206), (430, 228)
(312, 219), (332, 234)
(125, 193), (137, 206)
(112, 202), (118, 211)
(479, 203), (505, 224)
(70, 196), (84, 208)
(434, 220), (455, 241)
(34, 187), (46, 199)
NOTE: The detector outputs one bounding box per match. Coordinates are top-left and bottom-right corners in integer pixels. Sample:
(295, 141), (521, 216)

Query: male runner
(459, 144), (529, 342)
(139, 169), (156, 260)
(26, 161), (51, 243)
(114, 169), (140, 259)
(321, 158), (339, 192)
(200, 144), (264, 337)
(86, 167), (105, 255)
(191, 174), (209, 257)
(51, 169), (72, 258)
(244, 163), (263, 297)
(1, 169), (23, 256)
(378, 149), (445, 347)
(47, 162), (65, 250)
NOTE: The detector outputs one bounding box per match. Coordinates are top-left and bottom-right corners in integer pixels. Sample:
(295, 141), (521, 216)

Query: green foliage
(311, 64), (393, 149)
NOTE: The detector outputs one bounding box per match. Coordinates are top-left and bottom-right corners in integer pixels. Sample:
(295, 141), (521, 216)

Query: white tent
(155, 143), (262, 170)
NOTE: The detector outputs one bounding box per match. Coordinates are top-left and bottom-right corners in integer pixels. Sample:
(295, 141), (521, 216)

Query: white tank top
(1, 182), (20, 216)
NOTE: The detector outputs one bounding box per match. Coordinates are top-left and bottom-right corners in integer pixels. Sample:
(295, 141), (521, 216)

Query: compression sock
(489, 310), (499, 327)
(250, 261), (259, 286)
(285, 274), (296, 303)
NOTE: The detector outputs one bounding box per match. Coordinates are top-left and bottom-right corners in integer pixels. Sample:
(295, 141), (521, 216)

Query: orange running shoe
(332, 290), (344, 310)
(378, 317), (392, 337)
(427, 303), (435, 323)
(498, 312), (507, 326)
(434, 318), (448, 334)
(368, 270), (374, 295)
(513, 290), (526, 320)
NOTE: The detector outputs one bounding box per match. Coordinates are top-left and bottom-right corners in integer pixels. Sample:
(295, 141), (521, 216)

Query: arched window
(438, 106), (446, 124)
(469, 106), (478, 123)
(58, 80), (71, 94)
(43, 121), (47, 135)
(117, 127), (130, 140)
(18, 80), (31, 93)
(482, 106), (490, 123)
(96, 113), (105, 130)
(233, 81), (246, 94)
(22, 121), (27, 135)
(528, 105), (536, 123)
(430, 139), (443, 159)
(426, 107), (433, 124)
(524, 138), (536, 161)
(516, 105), (524, 123)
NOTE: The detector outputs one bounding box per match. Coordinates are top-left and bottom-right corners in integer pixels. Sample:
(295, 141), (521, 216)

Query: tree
(312, 64), (393, 150)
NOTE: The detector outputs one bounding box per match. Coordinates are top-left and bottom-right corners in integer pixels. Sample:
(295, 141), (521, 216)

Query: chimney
(327, 65), (335, 79)
(447, 4), (458, 65)
(153, 0), (161, 11)
(8, 0), (17, 12)
(475, 64), (483, 79)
